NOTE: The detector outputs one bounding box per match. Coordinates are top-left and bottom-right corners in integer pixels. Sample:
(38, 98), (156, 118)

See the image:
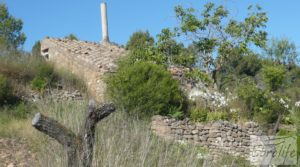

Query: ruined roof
(41, 37), (127, 73)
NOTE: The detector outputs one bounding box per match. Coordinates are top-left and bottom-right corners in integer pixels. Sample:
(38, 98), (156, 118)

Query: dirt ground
(0, 138), (37, 167)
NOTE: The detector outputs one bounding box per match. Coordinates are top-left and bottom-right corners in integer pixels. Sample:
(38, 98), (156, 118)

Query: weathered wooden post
(32, 100), (116, 167)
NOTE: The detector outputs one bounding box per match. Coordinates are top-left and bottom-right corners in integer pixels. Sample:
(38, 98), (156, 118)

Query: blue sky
(2, 0), (300, 51)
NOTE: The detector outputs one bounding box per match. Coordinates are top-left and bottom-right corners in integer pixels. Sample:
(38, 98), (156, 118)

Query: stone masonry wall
(151, 115), (275, 165)
(40, 38), (126, 102)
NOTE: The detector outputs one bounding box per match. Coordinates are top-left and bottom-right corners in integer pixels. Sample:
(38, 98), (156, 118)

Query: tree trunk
(271, 114), (283, 135)
(32, 100), (116, 167)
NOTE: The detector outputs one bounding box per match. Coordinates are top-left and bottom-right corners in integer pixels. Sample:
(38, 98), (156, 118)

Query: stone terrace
(40, 38), (127, 102)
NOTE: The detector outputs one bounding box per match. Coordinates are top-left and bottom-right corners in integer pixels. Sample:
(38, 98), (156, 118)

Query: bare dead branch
(32, 100), (116, 167)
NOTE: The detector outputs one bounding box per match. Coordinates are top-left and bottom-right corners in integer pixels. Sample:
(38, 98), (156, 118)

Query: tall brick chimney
(101, 2), (109, 43)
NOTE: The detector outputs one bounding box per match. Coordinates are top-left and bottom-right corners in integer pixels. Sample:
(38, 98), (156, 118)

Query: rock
(200, 136), (208, 141)
(209, 131), (220, 138)
(183, 129), (191, 135)
(7, 163), (14, 167)
(191, 129), (198, 134)
(176, 129), (183, 134)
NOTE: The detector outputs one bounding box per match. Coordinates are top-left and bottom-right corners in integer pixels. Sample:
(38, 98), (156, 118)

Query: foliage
(185, 68), (212, 84)
(31, 41), (41, 57)
(126, 30), (154, 51)
(237, 80), (265, 113)
(236, 54), (262, 76)
(265, 38), (298, 65)
(206, 111), (229, 122)
(262, 65), (286, 91)
(174, 3), (268, 81)
(292, 107), (300, 133)
(30, 63), (55, 92)
(156, 28), (196, 67)
(190, 108), (208, 122)
(0, 50), (87, 94)
(36, 63), (55, 79)
(126, 31), (157, 63)
(168, 106), (184, 119)
(237, 80), (291, 124)
(126, 30), (197, 68)
(0, 3), (26, 49)
(105, 61), (185, 117)
(172, 50), (196, 68)
(8, 102), (32, 119)
(65, 33), (78, 41)
(30, 77), (48, 92)
(0, 74), (12, 105)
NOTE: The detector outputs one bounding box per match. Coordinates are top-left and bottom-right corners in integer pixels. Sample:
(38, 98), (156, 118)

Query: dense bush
(190, 108), (208, 122)
(262, 65), (286, 91)
(105, 61), (186, 117)
(30, 63), (55, 92)
(238, 81), (266, 114)
(185, 68), (212, 85)
(236, 54), (262, 76)
(30, 77), (48, 92)
(0, 74), (12, 105)
(36, 63), (55, 79)
(237, 80), (290, 124)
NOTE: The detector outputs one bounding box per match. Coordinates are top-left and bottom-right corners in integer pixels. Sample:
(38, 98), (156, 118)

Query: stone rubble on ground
(22, 89), (84, 102)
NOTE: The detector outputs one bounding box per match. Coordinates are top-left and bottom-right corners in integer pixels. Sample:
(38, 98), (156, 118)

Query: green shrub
(262, 65), (286, 91)
(105, 61), (186, 118)
(207, 111), (229, 122)
(168, 106), (184, 119)
(236, 54), (262, 76)
(36, 63), (54, 80)
(30, 63), (56, 92)
(190, 108), (208, 122)
(0, 74), (12, 105)
(10, 102), (32, 119)
(185, 68), (212, 85)
(238, 81), (266, 113)
(31, 77), (48, 92)
(238, 81), (286, 123)
(173, 52), (196, 68)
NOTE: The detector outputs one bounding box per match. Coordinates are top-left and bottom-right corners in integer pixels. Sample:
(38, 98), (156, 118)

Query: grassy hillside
(0, 98), (251, 167)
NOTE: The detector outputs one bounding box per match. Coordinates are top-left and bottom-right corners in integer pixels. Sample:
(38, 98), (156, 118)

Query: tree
(265, 38), (298, 67)
(174, 3), (268, 81)
(156, 28), (196, 67)
(126, 30), (154, 51)
(126, 30), (166, 65)
(126, 29), (197, 68)
(0, 4), (26, 49)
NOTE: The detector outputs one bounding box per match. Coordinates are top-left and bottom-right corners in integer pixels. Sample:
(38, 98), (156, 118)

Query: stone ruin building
(40, 3), (126, 102)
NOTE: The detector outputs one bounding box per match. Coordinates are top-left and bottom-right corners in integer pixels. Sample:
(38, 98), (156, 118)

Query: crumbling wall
(40, 38), (126, 102)
(151, 115), (274, 165)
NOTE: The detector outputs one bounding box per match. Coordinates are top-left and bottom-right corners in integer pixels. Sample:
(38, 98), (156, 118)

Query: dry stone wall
(151, 115), (275, 165)
(40, 38), (126, 102)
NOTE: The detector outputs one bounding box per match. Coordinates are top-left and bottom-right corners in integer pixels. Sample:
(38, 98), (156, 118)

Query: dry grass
(0, 98), (253, 167)
(33, 99), (205, 167)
